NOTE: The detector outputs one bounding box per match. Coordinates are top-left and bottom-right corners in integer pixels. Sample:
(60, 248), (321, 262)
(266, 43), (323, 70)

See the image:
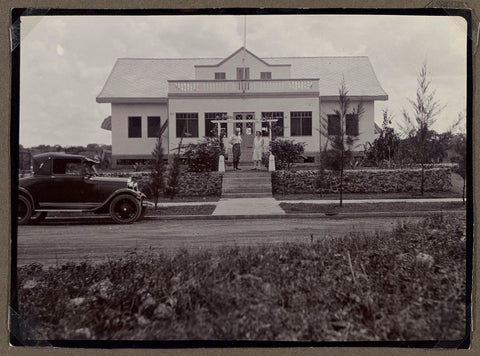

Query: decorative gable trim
(194, 47), (291, 68)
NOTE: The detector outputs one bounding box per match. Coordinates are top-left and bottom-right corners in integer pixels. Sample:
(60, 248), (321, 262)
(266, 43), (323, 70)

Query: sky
(19, 14), (467, 147)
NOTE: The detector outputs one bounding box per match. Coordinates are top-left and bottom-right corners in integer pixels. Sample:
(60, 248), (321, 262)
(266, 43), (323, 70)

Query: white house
(96, 47), (388, 167)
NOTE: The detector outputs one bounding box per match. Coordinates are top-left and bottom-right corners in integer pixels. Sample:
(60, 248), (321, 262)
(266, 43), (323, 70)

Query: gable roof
(194, 47), (290, 68)
(97, 54), (388, 102)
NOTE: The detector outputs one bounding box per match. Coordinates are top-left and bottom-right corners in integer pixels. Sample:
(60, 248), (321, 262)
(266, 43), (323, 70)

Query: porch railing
(168, 79), (320, 96)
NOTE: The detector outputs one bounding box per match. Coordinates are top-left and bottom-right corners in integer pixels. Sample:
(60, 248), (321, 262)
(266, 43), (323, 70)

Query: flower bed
(101, 171), (223, 197)
(272, 168), (452, 194)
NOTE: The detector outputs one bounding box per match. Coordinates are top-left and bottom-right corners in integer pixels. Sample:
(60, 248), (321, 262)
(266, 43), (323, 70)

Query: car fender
(18, 187), (35, 208)
(95, 188), (145, 212)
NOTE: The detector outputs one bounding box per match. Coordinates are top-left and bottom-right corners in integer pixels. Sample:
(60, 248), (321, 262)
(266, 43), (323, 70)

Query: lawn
(280, 201), (465, 214)
(15, 214), (466, 342)
(274, 191), (462, 201)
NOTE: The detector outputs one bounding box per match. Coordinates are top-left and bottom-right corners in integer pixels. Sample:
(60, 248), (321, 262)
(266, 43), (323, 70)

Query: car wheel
(109, 194), (141, 224)
(18, 195), (33, 225)
(30, 211), (48, 224)
(136, 206), (147, 221)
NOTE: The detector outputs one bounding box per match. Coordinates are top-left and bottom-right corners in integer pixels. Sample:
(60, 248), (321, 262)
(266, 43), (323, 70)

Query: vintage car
(18, 152), (147, 225)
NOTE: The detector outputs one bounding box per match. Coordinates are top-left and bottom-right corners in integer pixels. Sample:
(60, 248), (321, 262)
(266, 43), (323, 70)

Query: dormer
(194, 47), (291, 80)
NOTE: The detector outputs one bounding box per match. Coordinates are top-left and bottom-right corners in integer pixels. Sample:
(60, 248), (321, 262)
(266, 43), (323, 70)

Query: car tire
(109, 194), (141, 224)
(30, 211), (48, 224)
(18, 195), (33, 225)
(136, 206), (147, 222)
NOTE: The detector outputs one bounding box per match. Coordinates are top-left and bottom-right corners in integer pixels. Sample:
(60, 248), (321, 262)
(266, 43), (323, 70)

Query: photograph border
(4, 4), (476, 352)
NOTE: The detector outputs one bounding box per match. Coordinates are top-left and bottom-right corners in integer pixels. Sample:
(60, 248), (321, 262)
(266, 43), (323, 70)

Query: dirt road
(16, 216), (423, 266)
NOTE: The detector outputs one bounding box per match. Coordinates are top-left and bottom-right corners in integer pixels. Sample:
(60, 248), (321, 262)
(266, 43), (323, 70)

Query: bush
(164, 154), (182, 199)
(183, 137), (224, 172)
(269, 139), (305, 170)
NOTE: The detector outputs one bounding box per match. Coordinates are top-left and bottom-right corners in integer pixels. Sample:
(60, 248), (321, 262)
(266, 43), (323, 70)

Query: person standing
(229, 127), (242, 170)
(252, 131), (264, 170)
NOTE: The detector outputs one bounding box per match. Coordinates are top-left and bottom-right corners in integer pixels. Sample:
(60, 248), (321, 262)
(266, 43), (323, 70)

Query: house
(96, 47), (388, 167)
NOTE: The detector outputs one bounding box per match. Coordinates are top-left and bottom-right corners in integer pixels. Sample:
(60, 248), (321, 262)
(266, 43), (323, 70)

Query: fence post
(218, 155), (225, 173)
(268, 154), (275, 171)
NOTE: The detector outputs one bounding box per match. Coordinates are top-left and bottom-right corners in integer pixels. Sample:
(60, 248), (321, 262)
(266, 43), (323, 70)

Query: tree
(321, 80), (363, 207)
(451, 133), (466, 204)
(401, 63), (446, 195)
(269, 139), (305, 170)
(364, 109), (400, 168)
(165, 141), (183, 200)
(148, 136), (166, 209)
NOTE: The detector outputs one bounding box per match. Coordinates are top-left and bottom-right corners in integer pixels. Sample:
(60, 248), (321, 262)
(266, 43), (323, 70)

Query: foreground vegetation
(16, 214), (466, 341)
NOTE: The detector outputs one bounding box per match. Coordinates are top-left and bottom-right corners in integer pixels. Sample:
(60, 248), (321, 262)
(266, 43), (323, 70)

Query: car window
(36, 158), (52, 175)
(52, 159), (83, 175)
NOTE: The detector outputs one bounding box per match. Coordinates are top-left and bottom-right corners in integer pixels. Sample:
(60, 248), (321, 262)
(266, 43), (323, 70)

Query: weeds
(16, 214), (466, 341)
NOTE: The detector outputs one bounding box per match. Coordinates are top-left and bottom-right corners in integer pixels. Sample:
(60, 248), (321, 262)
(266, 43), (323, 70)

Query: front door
(234, 113), (255, 155)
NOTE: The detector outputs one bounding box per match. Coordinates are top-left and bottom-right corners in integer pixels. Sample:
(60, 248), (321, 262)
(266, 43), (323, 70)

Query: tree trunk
(462, 178), (465, 205)
(420, 163), (425, 196)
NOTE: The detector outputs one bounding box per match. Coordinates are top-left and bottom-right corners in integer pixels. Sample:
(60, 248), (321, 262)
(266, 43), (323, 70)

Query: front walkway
(212, 197), (285, 215)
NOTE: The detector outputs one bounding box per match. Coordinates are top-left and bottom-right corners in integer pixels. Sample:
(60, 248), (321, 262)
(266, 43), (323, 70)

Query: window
(147, 116), (161, 137)
(327, 114), (341, 136)
(205, 112), (227, 137)
(260, 72), (272, 80)
(128, 116), (142, 138)
(215, 72), (226, 80)
(262, 112), (284, 137)
(236, 67), (250, 80)
(176, 113), (199, 138)
(290, 111), (312, 136)
(53, 159), (82, 175)
(346, 114), (359, 136)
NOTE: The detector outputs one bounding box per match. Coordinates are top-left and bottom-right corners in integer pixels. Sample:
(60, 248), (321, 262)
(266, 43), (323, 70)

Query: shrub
(269, 139), (305, 170)
(164, 154), (182, 199)
(148, 138), (166, 208)
(183, 137), (224, 172)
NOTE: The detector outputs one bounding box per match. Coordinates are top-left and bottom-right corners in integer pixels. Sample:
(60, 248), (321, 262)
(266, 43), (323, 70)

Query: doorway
(234, 112), (255, 152)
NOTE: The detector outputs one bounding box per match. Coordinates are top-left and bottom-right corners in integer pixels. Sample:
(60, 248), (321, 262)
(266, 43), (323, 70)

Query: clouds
(19, 14), (467, 147)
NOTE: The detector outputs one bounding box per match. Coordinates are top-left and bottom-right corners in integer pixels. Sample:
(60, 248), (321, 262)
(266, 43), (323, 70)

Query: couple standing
(229, 128), (264, 171)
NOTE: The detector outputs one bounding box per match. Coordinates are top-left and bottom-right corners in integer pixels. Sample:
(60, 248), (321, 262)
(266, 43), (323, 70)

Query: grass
(274, 191), (462, 201)
(154, 196), (220, 203)
(280, 201), (465, 214)
(147, 205), (216, 215)
(16, 214), (466, 342)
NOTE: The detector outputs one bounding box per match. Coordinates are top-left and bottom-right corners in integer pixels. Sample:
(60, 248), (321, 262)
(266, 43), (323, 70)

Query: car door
(48, 158), (85, 205)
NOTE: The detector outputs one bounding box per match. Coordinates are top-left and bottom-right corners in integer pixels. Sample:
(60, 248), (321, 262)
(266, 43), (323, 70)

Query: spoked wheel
(30, 211), (48, 224)
(109, 194), (141, 224)
(18, 195), (33, 225)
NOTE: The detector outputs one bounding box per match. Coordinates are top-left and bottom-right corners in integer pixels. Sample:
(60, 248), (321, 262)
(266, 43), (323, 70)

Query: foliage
(401, 63), (446, 195)
(269, 139), (305, 170)
(17, 214), (466, 341)
(148, 137), (166, 208)
(164, 154), (182, 199)
(183, 136), (224, 172)
(319, 80), (363, 206)
(450, 133), (467, 203)
(364, 109), (400, 168)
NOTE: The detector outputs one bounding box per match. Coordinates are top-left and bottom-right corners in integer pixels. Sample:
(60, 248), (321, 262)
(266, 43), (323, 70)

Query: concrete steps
(221, 171), (273, 198)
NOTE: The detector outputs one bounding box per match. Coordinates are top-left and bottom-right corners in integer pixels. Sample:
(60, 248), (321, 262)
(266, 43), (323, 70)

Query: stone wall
(271, 168), (452, 194)
(102, 171), (223, 197)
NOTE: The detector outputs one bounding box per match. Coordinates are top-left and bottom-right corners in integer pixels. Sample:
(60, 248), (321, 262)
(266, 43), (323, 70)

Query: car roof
(33, 152), (99, 164)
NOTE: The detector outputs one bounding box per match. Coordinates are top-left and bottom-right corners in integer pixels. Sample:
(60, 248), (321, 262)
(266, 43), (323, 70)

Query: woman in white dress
(252, 131), (264, 170)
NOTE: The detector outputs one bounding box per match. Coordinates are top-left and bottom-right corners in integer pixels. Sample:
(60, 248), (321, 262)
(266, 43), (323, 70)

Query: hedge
(272, 168), (452, 194)
(101, 171), (223, 197)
